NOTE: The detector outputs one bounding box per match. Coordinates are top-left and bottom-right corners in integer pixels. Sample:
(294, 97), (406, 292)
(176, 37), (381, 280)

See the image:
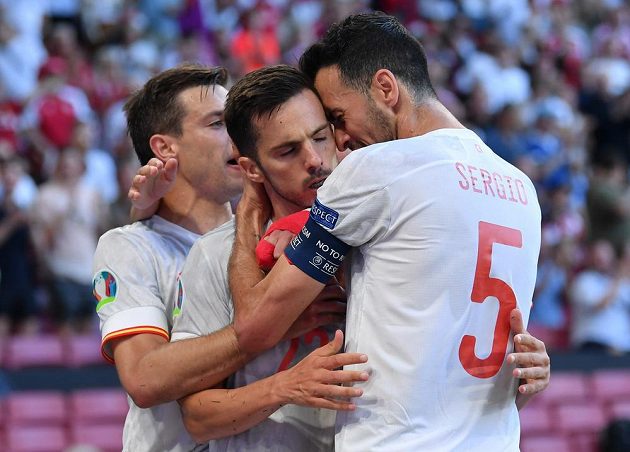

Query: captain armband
(284, 216), (351, 283)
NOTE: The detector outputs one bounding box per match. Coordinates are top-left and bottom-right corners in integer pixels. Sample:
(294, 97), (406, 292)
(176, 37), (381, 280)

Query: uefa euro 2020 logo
(173, 274), (184, 318)
(93, 270), (117, 312)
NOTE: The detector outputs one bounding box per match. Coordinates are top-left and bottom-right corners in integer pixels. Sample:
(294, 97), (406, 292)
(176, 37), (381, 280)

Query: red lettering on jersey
(455, 163), (529, 206)
(493, 173), (507, 200)
(459, 222), (523, 379)
(504, 175), (518, 203)
(455, 162), (469, 190)
(479, 169), (495, 197)
(515, 179), (528, 205)
(467, 165), (482, 193)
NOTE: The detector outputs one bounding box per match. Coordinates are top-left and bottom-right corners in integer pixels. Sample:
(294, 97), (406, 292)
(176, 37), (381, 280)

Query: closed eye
(279, 147), (295, 157)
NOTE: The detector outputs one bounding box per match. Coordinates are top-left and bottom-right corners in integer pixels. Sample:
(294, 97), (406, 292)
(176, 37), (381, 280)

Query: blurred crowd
(0, 0), (629, 354)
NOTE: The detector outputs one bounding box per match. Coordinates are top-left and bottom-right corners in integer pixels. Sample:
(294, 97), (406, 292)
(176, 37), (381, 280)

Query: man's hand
(266, 229), (297, 260)
(273, 330), (368, 411)
(128, 157), (177, 210)
(235, 164), (271, 235)
(507, 308), (550, 409)
(282, 278), (346, 340)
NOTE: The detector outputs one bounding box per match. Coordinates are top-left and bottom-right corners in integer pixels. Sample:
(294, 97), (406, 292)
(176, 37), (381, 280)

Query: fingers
(513, 333), (546, 352)
(313, 284), (346, 303)
(508, 351), (548, 368)
(273, 232), (294, 259)
(512, 365), (548, 381)
(518, 378), (549, 395)
(509, 308), (526, 335)
(302, 397), (357, 411)
(308, 301), (347, 315)
(323, 351), (368, 369)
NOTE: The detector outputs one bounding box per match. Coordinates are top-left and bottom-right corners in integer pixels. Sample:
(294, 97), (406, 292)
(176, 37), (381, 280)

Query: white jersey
(172, 219), (337, 452)
(93, 215), (203, 452)
(306, 128), (541, 451)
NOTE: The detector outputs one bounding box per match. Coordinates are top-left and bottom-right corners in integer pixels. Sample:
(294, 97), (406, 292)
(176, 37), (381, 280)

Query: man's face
(173, 85), (242, 203)
(252, 89), (336, 215)
(314, 65), (395, 152)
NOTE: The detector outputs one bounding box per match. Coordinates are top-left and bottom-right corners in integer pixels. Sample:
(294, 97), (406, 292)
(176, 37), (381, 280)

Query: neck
(268, 195), (306, 223)
(396, 98), (465, 139)
(157, 185), (232, 235)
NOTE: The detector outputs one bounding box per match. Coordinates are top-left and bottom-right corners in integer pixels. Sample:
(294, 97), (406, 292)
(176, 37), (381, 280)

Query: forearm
(117, 326), (248, 407)
(180, 376), (283, 443)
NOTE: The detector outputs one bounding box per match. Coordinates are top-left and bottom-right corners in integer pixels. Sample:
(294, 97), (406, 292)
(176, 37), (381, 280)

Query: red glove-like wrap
(255, 210), (310, 272)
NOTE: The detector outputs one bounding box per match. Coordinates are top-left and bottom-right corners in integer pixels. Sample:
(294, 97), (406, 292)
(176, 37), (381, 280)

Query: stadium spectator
(0, 153), (39, 337)
(30, 147), (105, 335)
(568, 239), (630, 354)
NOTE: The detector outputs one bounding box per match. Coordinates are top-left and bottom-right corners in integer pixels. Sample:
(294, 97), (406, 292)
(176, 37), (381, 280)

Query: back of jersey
(332, 129), (541, 451)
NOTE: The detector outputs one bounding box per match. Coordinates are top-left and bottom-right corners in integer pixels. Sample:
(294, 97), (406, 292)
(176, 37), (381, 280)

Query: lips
(309, 178), (326, 189)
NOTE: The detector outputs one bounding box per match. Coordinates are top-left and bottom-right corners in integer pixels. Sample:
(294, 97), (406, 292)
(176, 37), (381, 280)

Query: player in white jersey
(110, 65), (368, 452)
(172, 66), (365, 451)
(227, 13), (549, 451)
(93, 65), (248, 451)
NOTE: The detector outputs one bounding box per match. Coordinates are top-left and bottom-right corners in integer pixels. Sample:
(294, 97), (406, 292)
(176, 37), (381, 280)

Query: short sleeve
(312, 152), (391, 247)
(171, 230), (233, 342)
(93, 230), (169, 362)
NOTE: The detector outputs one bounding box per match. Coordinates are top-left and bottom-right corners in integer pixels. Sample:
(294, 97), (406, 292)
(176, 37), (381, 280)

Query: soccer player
(93, 65), (362, 452)
(228, 13), (547, 451)
(172, 65), (362, 450)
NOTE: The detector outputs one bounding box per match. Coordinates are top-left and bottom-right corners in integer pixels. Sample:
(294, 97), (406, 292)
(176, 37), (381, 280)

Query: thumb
(164, 158), (178, 181)
(510, 308), (526, 336)
(320, 329), (344, 357)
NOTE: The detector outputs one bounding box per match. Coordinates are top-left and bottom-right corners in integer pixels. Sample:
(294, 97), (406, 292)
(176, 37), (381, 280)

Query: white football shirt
(291, 128), (541, 451)
(93, 215), (203, 452)
(172, 219), (337, 452)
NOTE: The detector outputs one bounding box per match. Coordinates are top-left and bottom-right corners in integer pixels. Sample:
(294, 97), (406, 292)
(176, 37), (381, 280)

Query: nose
(334, 127), (351, 152)
(304, 141), (323, 174)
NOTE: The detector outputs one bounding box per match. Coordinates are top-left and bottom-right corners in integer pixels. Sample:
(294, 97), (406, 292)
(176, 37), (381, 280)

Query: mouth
(308, 177), (326, 190)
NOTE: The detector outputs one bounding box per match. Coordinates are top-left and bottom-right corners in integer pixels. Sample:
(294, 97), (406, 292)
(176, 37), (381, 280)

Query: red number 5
(459, 221), (522, 379)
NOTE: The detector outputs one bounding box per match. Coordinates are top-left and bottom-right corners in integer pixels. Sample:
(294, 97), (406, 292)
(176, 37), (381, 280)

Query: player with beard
(171, 65), (358, 451)
(228, 13), (549, 452)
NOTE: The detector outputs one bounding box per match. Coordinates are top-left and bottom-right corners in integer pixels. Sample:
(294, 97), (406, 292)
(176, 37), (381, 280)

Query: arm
(228, 179), (326, 353)
(179, 330), (368, 443)
(506, 308), (550, 410)
(111, 325), (246, 408)
(128, 157), (177, 222)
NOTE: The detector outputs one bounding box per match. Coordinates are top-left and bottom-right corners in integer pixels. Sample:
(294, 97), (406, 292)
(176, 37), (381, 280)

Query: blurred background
(0, 0), (629, 451)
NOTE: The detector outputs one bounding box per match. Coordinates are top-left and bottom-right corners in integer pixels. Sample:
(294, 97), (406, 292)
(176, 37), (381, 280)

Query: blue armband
(284, 216), (351, 283)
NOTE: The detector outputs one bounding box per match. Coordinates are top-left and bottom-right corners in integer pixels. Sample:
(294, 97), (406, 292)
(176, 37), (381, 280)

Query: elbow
(123, 381), (162, 409)
(234, 315), (279, 356)
(186, 422), (213, 444)
(181, 408), (220, 443)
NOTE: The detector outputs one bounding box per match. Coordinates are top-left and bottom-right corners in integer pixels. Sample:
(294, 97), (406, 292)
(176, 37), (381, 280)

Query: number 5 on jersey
(459, 221), (522, 379)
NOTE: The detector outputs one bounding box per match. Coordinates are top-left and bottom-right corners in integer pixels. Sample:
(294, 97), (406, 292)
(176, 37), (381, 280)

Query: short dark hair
(225, 64), (313, 162)
(124, 64), (227, 165)
(299, 12), (436, 103)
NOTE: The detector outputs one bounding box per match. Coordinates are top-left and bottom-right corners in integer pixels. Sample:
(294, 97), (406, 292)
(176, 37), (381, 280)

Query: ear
(149, 134), (177, 161)
(238, 156), (265, 183)
(371, 69), (399, 109)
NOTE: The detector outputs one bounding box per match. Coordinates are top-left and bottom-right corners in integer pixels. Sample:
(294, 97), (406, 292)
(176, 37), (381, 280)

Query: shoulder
(95, 221), (163, 262)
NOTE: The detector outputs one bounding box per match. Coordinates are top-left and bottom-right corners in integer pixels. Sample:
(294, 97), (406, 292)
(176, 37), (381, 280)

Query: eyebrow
(270, 122), (330, 151)
(201, 110), (224, 122)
